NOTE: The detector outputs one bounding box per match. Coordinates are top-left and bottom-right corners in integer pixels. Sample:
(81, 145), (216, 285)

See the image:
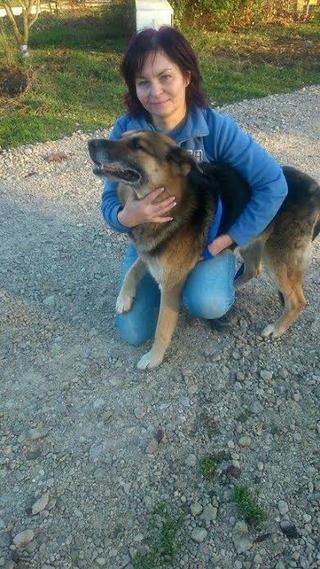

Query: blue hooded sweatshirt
(101, 106), (288, 247)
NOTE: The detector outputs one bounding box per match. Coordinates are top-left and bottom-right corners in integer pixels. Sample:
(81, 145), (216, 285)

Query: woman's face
(135, 50), (190, 128)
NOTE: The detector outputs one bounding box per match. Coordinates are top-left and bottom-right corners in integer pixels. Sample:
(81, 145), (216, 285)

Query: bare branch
(3, 1), (24, 45)
(30, 0), (41, 29)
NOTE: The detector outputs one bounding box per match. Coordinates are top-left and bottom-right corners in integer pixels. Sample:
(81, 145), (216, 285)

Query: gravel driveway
(0, 85), (319, 569)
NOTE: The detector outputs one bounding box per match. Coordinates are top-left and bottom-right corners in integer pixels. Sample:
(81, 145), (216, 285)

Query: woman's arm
(206, 111), (288, 247)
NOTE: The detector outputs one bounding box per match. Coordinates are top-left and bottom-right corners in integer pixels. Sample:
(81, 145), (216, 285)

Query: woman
(101, 26), (288, 345)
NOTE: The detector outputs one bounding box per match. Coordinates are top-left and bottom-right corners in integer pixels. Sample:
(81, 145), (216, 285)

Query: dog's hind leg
(137, 282), (183, 370)
(235, 240), (264, 288)
(261, 269), (306, 338)
(116, 257), (146, 314)
(261, 242), (309, 338)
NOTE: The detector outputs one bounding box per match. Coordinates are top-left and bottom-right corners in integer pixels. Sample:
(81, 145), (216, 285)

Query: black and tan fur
(88, 131), (320, 369)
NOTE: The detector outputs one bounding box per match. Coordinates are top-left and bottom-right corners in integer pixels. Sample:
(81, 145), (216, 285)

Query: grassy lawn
(0, 9), (319, 148)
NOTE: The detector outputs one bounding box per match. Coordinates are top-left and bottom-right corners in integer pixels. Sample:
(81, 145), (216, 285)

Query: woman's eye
(137, 80), (148, 87)
(161, 75), (171, 81)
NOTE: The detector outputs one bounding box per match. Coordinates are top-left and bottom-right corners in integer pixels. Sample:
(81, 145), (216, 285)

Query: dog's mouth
(92, 160), (141, 184)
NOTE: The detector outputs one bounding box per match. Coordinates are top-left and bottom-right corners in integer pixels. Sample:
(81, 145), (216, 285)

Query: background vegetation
(171, 0), (319, 29)
(0, 0), (319, 148)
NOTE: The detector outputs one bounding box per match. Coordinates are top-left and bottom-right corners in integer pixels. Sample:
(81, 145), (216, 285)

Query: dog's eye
(129, 138), (143, 151)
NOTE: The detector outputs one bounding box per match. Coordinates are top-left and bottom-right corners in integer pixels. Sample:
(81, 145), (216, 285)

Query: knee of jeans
(115, 315), (153, 346)
(184, 291), (234, 320)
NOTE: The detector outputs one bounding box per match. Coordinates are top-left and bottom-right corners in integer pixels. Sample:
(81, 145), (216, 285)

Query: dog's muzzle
(88, 139), (141, 183)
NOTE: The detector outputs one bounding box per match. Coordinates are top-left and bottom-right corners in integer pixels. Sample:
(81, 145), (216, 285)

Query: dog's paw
(116, 293), (134, 314)
(261, 323), (283, 339)
(137, 351), (163, 370)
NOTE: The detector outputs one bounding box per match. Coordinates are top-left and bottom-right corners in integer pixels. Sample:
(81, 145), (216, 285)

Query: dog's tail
(313, 213), (320, 241)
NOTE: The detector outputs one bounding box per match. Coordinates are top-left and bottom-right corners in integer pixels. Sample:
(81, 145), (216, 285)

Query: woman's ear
(185, 70), (191, 87)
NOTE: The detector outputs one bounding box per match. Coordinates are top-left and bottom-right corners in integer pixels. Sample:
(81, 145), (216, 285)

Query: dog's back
(197, 163), (320, 241)
(281, 166), (320, 240)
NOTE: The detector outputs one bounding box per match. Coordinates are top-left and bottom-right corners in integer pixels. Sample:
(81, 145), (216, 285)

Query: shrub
(171, 0), (311, 31)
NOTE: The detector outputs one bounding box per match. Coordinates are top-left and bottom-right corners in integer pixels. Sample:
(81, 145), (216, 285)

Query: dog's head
(88, 130), (201, 199)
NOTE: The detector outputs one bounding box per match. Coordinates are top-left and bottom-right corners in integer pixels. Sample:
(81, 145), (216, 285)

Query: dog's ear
(166, 147), (203, 176)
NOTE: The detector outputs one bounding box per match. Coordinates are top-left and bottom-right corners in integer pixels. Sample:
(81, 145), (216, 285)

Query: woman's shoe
(209, 305), (236, 332)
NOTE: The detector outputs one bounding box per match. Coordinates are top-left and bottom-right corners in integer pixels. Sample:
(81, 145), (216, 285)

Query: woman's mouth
(150, 100), (170, 106)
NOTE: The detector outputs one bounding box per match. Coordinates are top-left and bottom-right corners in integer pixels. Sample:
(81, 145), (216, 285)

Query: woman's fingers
(154, 196), (176, 213)
(124, 187), (176, 224)
(145, 191), (176, 222)
(147, 188), (176, 208)
(152, 216), (174, 223)
(145, 187), (165, 203)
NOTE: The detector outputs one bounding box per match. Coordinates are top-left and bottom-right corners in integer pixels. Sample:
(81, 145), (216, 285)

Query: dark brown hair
(120, 26), (207, 117)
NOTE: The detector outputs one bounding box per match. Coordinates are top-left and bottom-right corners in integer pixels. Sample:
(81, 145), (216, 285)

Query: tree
(3, 0), (41, 58)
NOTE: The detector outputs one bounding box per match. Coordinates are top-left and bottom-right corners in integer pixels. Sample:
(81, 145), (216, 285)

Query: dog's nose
(88, 139), (107, 161)
(88, 139), (100, 152)
(88, 138), (111, 156)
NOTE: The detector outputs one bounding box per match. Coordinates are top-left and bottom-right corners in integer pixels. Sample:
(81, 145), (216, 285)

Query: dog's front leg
(116, 257), (146, 314)
(137, 282), (183, 370)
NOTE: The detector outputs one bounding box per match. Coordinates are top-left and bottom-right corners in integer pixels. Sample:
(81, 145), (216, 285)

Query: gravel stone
(32, 492), (50, 515)
(280, 521), (301, 539)
(191, 527), (208, 543)
(95, 558), (106, 567)
(200, 504), (218, 522)
(239, 435), (251, 447)
(12, 530), (34, 548)
(185, 454), (197, 467)
(260, 370), (273, 381)
(233, 521), (253, 554)
(278, 500), (289, 516)
(191, 502), (203, 516)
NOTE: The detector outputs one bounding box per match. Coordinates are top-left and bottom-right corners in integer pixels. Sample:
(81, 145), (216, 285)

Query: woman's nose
(149, 81), (163, 97)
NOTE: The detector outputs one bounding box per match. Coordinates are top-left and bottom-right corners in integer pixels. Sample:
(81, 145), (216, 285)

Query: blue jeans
(116, 244), (236, 345)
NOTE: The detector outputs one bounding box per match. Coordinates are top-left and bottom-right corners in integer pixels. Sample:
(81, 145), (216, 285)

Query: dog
(88, 130), (320, 369)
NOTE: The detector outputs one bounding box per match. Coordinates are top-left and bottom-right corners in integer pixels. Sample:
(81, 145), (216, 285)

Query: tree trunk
(19, 43), (30, 58)
(3, 1), (24, 46)
(3, 0), (41, 59)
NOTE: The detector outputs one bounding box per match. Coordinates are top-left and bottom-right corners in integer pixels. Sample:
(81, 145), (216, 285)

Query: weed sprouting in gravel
(199, 455), (218, 481)
(236, 406), (255, 423)
(233, 485), (267, 528)
(133, 501), (184, 568)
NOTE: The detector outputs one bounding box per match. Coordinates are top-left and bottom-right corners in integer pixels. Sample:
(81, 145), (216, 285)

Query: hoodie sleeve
(100, 116), (132, 234)
(206, 111), (288, 247)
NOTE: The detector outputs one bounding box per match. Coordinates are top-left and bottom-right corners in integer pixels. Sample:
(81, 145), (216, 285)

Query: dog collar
(202, 196), (223, 260)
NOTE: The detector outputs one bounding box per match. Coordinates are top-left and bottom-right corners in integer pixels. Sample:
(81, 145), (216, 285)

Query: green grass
(132, 502), (183, 569)
(0, 11), (319, 148)
(233, 485), (267, 528)
(236, 407), (255, 423)
(0, 9), (131, 147)
(199, 455), (218, 480)
(187, 22), (320, 105)
(202, 58), (318, 106)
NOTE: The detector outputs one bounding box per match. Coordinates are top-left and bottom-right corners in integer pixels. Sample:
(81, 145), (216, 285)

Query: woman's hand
(207, 234), (234, 256)
(118, 187), (176, 228)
